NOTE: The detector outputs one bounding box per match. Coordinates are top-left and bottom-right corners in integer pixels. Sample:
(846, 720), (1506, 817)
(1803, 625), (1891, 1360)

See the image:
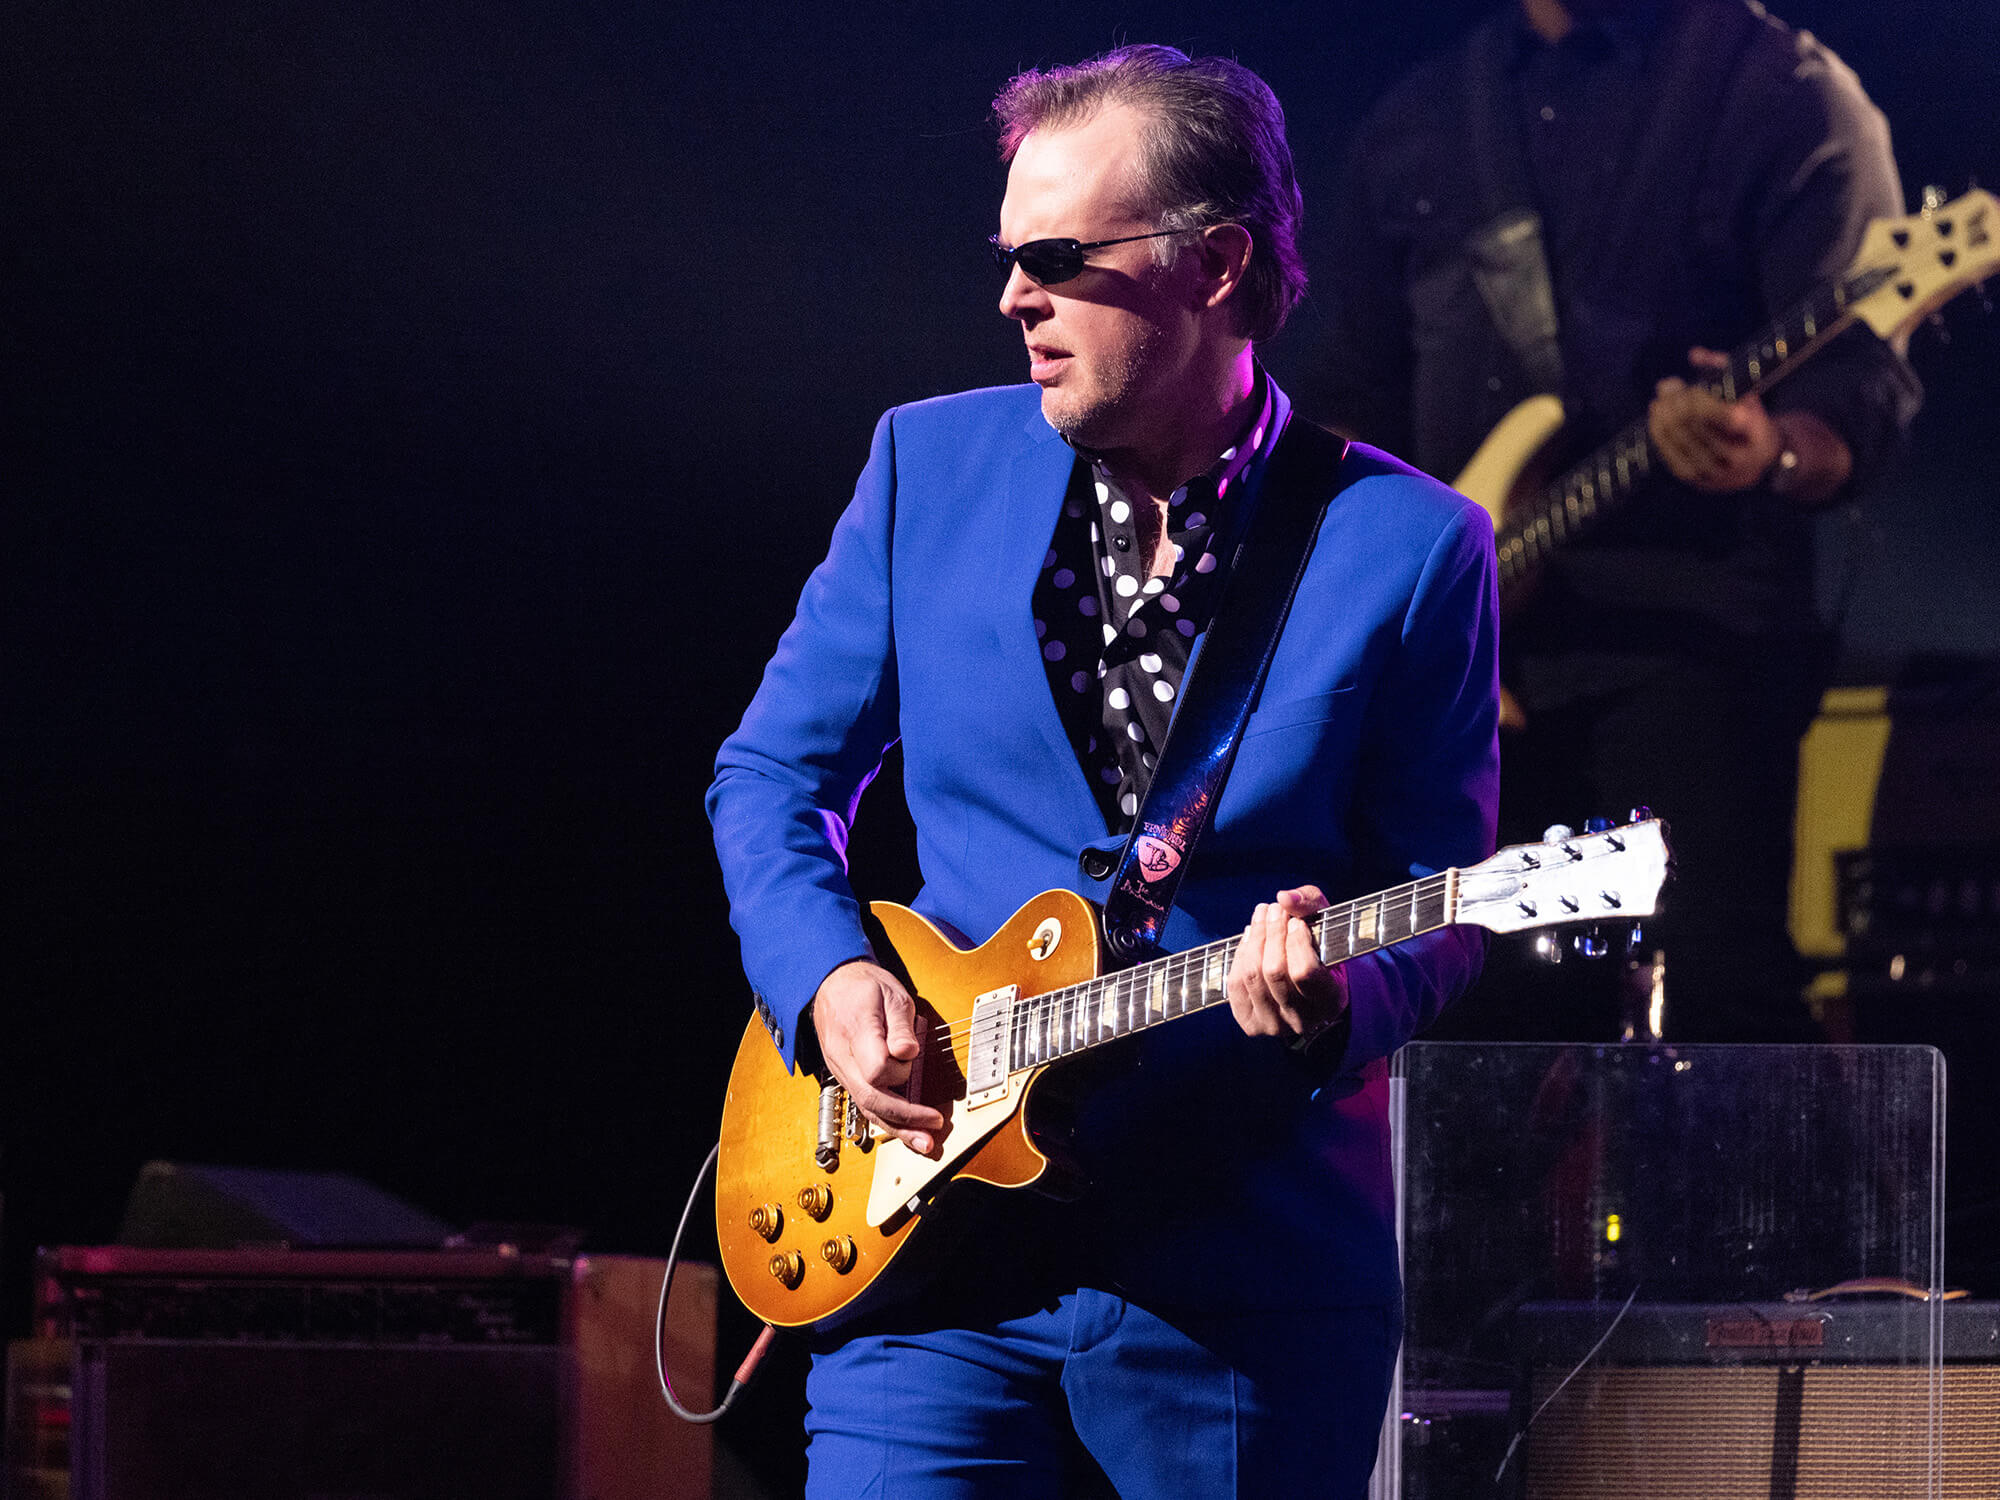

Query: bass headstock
(1845, 188), (1999, 345)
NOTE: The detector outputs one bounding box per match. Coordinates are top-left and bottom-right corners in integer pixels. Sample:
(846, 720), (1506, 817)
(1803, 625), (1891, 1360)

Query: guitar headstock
(1457, 813), (1671, 939)
(1847, 188), (1998, 344)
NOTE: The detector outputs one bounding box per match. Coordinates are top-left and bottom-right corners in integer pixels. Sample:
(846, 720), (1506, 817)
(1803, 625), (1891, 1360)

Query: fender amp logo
(1705, 1317), (1824, 1349)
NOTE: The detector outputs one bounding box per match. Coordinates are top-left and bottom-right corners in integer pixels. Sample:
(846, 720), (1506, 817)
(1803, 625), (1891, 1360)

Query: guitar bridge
(964, 985), (1017, 1105)
(815, 1083), (843, 1171)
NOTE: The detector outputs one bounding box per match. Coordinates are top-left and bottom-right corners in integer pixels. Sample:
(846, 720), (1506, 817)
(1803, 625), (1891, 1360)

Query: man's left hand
(1226, 886), (1349, 1044)
(1648, 346), (1783, 493)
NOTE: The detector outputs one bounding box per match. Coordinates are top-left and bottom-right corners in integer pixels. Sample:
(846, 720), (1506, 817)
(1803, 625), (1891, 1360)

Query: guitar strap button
(1079, 848), (1117, 882)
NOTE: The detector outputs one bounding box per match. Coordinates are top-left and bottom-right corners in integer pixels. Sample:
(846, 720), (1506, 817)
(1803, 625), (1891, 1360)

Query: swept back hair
(992, 44), (1307, 343)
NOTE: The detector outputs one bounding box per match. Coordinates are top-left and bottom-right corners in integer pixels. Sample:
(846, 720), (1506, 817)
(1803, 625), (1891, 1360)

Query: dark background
(5, 0), (1996, 1488)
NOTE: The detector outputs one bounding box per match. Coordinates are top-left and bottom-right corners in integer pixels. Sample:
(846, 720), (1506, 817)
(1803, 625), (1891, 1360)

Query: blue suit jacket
(709, 380), (1499, 1311)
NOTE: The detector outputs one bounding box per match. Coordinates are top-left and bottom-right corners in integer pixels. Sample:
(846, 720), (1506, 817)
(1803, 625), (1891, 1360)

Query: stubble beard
(1040, 324), (1167, 453)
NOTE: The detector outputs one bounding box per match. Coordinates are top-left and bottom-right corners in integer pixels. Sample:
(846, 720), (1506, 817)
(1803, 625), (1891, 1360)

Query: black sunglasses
(987, 229), (1192, 286)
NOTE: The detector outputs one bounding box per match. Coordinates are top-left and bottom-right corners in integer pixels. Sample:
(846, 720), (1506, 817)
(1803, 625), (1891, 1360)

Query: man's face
(997, 103), (1205, 453)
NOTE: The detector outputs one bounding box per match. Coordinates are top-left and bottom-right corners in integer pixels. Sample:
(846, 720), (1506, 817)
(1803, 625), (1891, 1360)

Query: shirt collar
(1509, 0), (1669, 67)
(1067, 364), (1279, 504)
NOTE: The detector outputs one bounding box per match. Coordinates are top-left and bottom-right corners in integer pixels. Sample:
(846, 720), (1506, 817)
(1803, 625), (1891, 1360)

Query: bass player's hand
(808, 959), (947, 1157)
(1226, 886), (1349, 1046)
(1649, 346), (1850, 502)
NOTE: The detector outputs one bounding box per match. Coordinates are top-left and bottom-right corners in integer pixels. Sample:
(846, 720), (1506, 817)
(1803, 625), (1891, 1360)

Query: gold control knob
(749, 1204), (784, 1241)
(768, 1250), (805, 1288)
(820, 1236), (858, 1274)
(796, 1184), (833, 1221)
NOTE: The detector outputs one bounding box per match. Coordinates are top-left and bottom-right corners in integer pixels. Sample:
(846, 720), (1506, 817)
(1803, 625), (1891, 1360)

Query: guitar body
(715, 889), (1103, 1330)
(1453, 391), (1567, 529)
(709, 817), (1672, 1330)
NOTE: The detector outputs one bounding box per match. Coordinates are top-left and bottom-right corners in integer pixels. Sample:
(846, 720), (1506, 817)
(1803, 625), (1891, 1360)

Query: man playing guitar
(708, 44), (1499, 1499)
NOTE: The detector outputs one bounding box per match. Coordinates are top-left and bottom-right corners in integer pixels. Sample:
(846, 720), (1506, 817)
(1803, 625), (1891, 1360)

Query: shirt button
(1539, 105), (1555, 122)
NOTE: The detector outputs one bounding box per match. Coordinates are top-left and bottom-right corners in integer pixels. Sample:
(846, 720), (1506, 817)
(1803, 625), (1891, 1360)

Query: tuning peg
(1535, 933), (1564, 965)
(1583, 816), (1612, 833)
(1542, 823), (1574, 844)
(1627, 806), (1652, 824)
(1574, 928), (1610, 959)
(1922, 184), (1947, 215)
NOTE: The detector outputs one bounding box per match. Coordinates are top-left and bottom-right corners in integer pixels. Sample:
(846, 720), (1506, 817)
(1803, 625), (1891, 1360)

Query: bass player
(1308, 0), (1922, 1041)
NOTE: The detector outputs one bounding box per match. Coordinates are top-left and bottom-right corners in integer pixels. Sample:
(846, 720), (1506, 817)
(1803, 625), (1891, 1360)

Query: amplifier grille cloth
(1526, 1365), (2000, 1499)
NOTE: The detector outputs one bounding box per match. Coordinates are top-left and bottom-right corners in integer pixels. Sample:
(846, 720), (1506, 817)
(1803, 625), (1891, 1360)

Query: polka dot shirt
(1033, 380), (1280, 833)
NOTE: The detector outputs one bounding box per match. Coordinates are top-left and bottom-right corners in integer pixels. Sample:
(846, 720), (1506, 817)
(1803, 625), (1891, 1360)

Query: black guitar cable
(655, 1141), (778, 1424)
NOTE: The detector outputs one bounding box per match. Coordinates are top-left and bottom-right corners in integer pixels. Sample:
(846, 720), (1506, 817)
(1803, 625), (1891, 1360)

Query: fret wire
(1003, 872), (1457, 1064)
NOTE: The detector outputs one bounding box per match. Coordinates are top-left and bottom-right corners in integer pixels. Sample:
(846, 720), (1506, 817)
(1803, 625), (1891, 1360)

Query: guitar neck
(1492, 265), (1888, 597)
(1005, 871), (1459, 1071)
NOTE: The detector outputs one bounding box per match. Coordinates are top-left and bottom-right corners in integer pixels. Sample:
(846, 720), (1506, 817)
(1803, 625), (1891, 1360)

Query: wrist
(1763, 428), (1802, 495)
(1287, 1007), (1352, 1077)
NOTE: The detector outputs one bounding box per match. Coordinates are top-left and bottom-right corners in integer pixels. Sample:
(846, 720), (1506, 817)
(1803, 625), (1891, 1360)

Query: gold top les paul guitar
(716, 815), (1671, 1330)
(1453, 188), (1998, 604)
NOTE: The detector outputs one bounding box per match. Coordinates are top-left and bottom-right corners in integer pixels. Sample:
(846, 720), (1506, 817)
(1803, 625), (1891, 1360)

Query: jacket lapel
(998, 410), (1111, 840)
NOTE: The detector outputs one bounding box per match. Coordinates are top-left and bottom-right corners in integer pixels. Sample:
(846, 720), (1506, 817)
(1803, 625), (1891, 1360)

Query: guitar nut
(820, 1236), (857, 1274)
(749, 1204), (783, 1241)
(768, 1251), (805, 1288)
(797, 1184), (833, 1220)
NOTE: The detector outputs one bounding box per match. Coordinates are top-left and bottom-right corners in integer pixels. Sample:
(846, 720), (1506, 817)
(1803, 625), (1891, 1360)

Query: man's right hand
(809, 959), (947, 1157)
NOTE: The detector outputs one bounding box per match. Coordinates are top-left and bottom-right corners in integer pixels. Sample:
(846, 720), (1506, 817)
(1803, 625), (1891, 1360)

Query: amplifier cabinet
(9, 1247), (714, 1500)
(1517, 1301), (2000, 1500)
(72, 1340), (561, 1500)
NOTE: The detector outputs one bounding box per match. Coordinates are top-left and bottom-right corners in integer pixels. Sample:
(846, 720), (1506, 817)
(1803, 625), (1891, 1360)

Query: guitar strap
(1463, 20), (1566, 395)
(1098, 413), (1352, 963)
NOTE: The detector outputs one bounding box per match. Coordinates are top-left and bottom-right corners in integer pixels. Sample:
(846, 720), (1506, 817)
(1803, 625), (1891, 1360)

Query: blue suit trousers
(802, 1288), (1399, 1498)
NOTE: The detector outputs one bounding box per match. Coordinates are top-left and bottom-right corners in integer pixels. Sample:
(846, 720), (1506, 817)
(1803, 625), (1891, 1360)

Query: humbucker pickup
(964, 985), (1016, 1105)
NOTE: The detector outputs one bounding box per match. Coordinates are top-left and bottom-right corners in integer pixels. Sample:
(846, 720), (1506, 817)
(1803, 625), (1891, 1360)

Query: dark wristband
(1287, 1008), (1353, 1082)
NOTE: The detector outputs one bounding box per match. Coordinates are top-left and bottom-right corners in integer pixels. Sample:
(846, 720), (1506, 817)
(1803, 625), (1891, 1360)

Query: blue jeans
(803, 1288), (1398, 1498)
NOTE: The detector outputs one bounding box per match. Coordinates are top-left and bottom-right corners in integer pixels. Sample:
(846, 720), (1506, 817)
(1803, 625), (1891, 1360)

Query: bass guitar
(1452, 188), (1998, 606)
(715, 814), (1671, 1330)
